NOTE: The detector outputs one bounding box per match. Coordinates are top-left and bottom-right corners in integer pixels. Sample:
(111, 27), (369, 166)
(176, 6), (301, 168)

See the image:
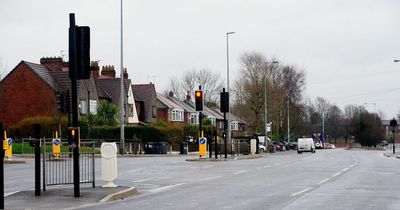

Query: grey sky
(1, 0), (400, 118)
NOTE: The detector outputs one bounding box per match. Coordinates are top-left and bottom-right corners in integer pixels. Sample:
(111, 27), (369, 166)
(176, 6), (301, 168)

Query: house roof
(132, 84), (155, 103)
(167, 95), (196, 113)
(183, 100), (216, 118)
(23, 61), (63, 91)
(96, 78), (131, 105)
(157, 93), (183, 110)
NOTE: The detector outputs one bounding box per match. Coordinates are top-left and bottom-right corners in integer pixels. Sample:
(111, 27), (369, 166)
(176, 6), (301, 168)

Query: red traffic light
(195, 90), (203, 111)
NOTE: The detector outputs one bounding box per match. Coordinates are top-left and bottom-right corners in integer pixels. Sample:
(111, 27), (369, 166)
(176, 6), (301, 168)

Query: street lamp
(264, 61), (278, 140)
(226, 32), (235, 156)
(119, 0), (125, 154)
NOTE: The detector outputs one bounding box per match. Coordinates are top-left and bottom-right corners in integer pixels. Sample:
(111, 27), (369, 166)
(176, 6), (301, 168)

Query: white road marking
(342, 167), (349, 172)
(233, 170), (247, 175)
(197, 176), (223, 182)
(274, 163), (280, 166)
(130, 178), (151, 183)
(290, 187), (312, 197)
(332, 172), (342, 177)
(318, 178), (330, 185)
(148, 183), (186, 194)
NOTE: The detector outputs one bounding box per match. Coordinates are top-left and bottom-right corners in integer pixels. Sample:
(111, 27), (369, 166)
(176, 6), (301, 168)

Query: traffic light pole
(69, 13), (80, 198)
(0, 124), (4, 209)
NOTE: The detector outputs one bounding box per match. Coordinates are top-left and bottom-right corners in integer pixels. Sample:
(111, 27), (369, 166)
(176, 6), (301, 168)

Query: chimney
(186, 91), (191, 101)
(169, 91), (174, 97)
(101, 65), (116, 78)
(123, 68), (128, 79)
(90, 61), (100, 79)
(40, 57), (63, 71)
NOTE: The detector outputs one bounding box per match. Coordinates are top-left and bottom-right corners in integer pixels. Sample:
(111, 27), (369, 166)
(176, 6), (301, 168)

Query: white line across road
(318, 178), (330, 185)
(233, 170), (247, 175)
(290, 187), (312, 197)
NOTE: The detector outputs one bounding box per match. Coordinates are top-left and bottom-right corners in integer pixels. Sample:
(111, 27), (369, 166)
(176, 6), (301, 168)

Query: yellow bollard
(3, 131), (8, 151)
(53, 131), (61, 159)
(5, 138), (12, 159)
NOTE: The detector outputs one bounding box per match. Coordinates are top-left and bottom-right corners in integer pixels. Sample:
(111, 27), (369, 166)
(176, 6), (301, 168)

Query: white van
(297, 138), (316, 154)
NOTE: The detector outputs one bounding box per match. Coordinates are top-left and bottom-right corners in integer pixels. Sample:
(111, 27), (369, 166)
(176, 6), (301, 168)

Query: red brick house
(0, 58), (100, 129)
(0, 61), (60, 128)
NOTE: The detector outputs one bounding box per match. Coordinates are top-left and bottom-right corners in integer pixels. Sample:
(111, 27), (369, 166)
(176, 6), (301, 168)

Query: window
(190, 113), (199, 124)
(207, 116), (216, 126)
(171, 109), (184, 121)
(231, 121), (239, 131)
(128, 104), (134, 117)
(89, 100), (97, 114)
(79, 100), (87, 114)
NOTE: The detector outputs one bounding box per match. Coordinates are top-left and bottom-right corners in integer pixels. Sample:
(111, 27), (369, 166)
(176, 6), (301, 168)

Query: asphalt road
(5, 148), (400, 209)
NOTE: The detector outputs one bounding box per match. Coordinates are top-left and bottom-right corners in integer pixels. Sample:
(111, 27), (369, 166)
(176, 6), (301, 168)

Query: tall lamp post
(226, 32), (235, 155)
(264, 61), (278, 142)
(119, 0), (125, 154)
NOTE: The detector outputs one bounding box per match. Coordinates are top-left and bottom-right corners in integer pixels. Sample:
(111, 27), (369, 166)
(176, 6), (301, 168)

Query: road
(5, 148), (400, 209)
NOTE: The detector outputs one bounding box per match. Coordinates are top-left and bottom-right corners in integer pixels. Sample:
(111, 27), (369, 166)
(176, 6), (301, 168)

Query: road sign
(199, 137), (207, 157)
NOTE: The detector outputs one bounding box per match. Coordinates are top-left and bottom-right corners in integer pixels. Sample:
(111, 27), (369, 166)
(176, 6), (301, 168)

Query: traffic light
(220, 91), (229, 113)
(68, 127), (79, 147)
(77, 26), (90, 80)
(195, 90), (203, 111)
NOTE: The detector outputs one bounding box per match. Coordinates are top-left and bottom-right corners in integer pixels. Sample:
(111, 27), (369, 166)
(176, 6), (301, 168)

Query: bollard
(52, 131), (61, 159)
(5, 138), (12, 159)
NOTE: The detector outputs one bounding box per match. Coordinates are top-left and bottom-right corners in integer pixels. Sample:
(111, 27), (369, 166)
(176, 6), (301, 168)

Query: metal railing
(42, 152), (95, 190)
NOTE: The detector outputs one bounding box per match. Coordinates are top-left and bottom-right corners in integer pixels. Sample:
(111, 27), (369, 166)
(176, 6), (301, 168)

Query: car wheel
(260, 148), (265, 153)
(297, 151), (301, 154)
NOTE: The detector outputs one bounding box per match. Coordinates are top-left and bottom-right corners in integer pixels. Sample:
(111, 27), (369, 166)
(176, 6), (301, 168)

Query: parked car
(287, 141), (298, 150)
(380, 140), (389, 147)
(314, 141), (322, 149)
(323, 143), (331, 149)
(258, 144), (266, 153)
(280, 140), (290, 150)
(272, 141), (285, 151)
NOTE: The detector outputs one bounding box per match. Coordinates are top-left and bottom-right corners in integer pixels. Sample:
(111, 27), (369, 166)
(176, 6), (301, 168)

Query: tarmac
(4, 185), (137, 210)
(2, 153), (264, 209)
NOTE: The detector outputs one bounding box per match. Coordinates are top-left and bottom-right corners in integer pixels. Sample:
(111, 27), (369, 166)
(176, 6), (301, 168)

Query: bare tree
(167, 68), (224, 104)
(233, 51), (306, 135)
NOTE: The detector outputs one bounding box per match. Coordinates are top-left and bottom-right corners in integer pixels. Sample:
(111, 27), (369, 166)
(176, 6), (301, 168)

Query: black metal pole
(209, 132), (212, 158)
(69, 13), (80, 198)
(224, 112), (227, 158)
(0, 124), (4, 209)
(33, 124), (41, 196)
(214, 130), (218, 159)
(393, 130), (396, 154)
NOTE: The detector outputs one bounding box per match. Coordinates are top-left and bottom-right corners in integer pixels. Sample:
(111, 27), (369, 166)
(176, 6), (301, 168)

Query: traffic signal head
(68, 127), (79, 146)
(77, 26), (90, 80)
(195, 90), (203, 111)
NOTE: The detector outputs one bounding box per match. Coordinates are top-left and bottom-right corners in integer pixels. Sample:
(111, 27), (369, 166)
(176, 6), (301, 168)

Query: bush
(11, 115), (68, 138)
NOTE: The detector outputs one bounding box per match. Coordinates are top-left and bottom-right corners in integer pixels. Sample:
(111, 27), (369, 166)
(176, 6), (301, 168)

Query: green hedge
(86, 125), (185, 144)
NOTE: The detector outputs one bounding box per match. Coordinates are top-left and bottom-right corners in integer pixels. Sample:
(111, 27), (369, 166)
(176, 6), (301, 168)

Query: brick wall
(0, 63), (58, 128)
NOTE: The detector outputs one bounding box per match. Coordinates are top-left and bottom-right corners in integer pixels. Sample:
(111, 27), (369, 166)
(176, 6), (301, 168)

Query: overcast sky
(1, 0), (400, 118)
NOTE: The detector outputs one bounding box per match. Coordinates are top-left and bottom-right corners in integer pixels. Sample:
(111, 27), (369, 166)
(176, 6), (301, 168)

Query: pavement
(4, 185), (137, 209)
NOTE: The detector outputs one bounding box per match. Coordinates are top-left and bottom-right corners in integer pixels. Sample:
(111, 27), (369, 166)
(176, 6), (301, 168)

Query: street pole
(226, 32), (234, 156)
(390, 119), (397, 154)
(322, 112), (325, 141)
(287, 99), (290, 142)
(264, 61), (278, 142)
(120, 0), (125, 155)
(69, 13), (80, 198)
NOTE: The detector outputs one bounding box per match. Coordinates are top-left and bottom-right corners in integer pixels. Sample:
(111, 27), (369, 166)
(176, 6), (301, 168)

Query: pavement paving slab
(4, 185), (136, 209)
